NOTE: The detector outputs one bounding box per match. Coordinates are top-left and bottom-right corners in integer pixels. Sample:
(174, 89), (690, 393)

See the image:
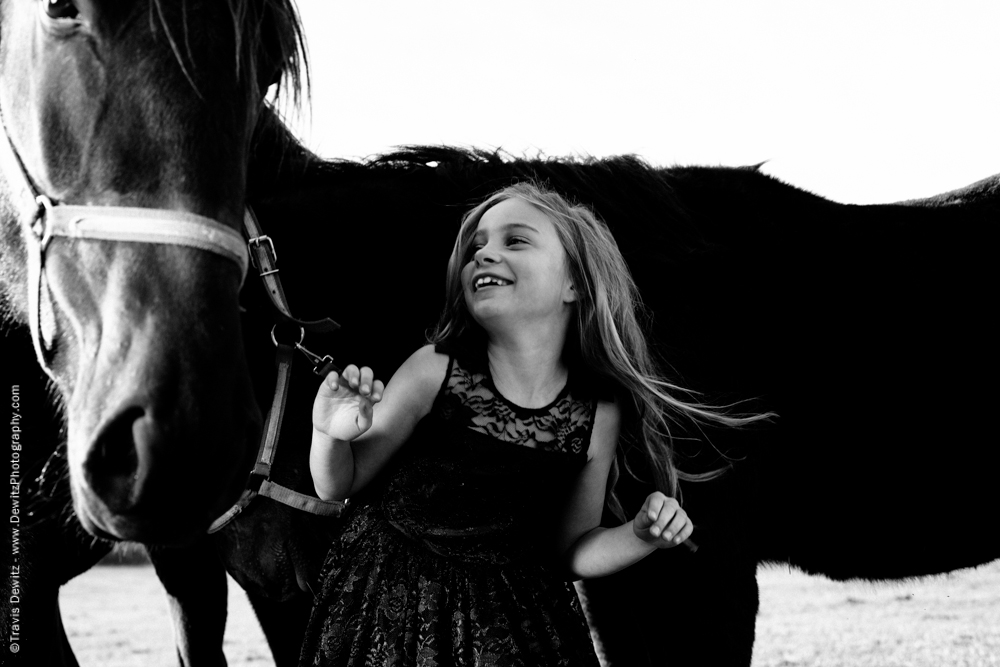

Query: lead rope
(207, 207), (346, 533)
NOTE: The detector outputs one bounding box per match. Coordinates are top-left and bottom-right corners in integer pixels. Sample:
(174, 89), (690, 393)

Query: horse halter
(0, 112), (249, 381)
(0, 110), (346, 530)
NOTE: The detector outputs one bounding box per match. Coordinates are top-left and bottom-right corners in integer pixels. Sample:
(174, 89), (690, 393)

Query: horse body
(4, 112), (998, 665)
(221, 121), (998, 665)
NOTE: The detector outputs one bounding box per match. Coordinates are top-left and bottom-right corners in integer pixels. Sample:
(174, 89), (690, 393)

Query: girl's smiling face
(461, 198), (576, 331)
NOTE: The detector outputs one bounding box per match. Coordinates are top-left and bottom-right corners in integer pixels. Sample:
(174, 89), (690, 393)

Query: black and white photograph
(1, 1), (998, 666)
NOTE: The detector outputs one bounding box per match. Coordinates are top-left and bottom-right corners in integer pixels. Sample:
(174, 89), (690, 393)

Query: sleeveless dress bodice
(381, 352), (593, 565)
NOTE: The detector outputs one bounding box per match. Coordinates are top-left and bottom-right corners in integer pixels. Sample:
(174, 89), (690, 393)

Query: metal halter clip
(269, 325), (340, 377)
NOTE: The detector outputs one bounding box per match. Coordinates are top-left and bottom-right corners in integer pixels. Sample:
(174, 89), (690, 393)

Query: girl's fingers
(648, 493), (666, 521)
(659, 511), (688, 542)
(318, 370), (342, 395)
(321, 365), (383, 398)
(660, 521), (693, 548)
(649, 505), (677, 538)
(342, 364), (360, 388)
(359, 366), (374, 395)
(635, 494), (661, 531)
(633, 493), (693, 547)
(357, 397), (374, 432)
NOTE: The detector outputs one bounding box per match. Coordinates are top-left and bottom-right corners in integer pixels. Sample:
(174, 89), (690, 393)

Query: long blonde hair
(430, 182), (770, 519)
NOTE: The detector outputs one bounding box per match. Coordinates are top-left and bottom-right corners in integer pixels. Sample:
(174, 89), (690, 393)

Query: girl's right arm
(309, 344), (449, 501)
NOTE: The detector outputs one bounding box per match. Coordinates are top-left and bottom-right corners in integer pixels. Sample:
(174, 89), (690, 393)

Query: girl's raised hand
(312, 364), (385, 442)
(633, 491), (693, 549)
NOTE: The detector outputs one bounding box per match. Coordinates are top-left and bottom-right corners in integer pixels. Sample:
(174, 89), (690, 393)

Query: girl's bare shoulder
(406, 343), (450, 379)
(387, 344), (451, 406)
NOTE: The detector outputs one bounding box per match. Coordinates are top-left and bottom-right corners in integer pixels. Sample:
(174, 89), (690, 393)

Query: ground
(58, 560), (1000, 666)
(60, 566), (271, 666)
(752, 560), (1000, 667)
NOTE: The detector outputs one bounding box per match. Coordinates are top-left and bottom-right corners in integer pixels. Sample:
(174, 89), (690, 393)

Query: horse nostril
(85, 406), (145, 513)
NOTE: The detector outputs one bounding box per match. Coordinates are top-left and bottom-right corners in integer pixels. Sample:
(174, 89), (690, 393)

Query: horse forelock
(148, 0), (307, 103)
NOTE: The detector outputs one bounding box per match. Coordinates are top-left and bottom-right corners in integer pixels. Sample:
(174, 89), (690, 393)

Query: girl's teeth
(476, 277), (509, 289)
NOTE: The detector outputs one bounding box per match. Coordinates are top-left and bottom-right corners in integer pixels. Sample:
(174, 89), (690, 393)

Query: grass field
(752, 562), (1000, 667)
(58, 560), (1000, 666)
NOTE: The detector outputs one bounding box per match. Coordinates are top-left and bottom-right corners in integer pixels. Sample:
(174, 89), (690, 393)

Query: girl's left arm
(557, 399), (694, 580)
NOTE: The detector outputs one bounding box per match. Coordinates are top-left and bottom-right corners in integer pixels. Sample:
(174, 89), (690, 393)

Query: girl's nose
(474, 245), (500, 265)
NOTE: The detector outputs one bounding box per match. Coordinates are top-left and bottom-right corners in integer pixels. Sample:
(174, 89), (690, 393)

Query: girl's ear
(563, 281), (577, 304)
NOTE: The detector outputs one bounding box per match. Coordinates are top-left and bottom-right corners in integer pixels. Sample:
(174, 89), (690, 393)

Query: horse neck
(247, 108), (319, 199)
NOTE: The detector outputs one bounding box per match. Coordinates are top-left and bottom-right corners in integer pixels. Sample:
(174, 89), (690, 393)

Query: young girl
(300, 182), (760, 666)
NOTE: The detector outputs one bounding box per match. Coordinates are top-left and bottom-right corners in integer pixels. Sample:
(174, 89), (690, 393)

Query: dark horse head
(0, 0), (304, 544)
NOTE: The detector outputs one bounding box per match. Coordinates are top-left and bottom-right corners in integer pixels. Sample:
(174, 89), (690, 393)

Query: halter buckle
(247, 234), (277, 270)
(247, 466), (270, 493)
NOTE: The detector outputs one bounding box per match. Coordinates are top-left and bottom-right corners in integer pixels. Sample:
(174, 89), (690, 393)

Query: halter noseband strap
(37, 198), (250, 279)
(0, 112), (250, 278)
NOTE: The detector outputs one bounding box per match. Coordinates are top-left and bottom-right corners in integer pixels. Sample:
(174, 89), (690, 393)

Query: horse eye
(44, 0), (79, 20)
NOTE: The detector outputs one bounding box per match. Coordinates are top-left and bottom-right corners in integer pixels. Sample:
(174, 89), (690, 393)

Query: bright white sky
(283, 0), (999, 205)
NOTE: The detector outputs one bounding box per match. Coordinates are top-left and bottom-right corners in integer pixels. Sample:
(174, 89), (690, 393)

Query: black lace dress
(299, 348), (602, 667)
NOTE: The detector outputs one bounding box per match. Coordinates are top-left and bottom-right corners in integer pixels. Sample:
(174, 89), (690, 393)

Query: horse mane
(896, 172), (1000, 210)
(246, 111), (700, 244)
(149, 0), (307, 102)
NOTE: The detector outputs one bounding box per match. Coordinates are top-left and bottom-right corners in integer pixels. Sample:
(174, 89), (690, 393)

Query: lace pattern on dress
(436, 355), (595, 456)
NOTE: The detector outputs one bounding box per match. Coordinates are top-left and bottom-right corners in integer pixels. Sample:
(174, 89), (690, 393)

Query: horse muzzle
(62, 251), (262, 545)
